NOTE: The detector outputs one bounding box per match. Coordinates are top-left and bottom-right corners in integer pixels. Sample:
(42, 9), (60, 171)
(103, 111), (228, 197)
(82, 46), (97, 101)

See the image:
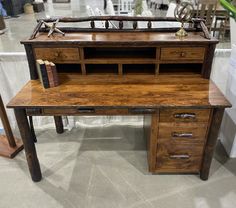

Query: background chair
(196, 0), (218, 32)
(106, 0), (116, 15)
(118, 0), (133, 15)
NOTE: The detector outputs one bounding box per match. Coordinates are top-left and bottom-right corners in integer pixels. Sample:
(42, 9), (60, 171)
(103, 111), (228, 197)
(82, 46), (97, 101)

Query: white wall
(230, 18), (236, 45)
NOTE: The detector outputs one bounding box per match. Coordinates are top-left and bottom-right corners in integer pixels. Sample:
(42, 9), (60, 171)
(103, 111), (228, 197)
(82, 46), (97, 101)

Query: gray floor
(0, 0), (104, 52)
(0, 124), (236, 208)
(0, 1), (236, 208)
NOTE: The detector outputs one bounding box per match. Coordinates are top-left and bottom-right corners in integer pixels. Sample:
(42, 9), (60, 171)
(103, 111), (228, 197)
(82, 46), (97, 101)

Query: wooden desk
(7, 18), (231, 182)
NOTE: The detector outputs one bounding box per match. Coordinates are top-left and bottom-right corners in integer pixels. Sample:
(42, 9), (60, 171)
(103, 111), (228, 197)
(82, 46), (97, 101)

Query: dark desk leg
(54, 116), (64, 134)
(200, 108), (224, 180)
(29, 116), (37, 143)
(14, 109), (42, 182)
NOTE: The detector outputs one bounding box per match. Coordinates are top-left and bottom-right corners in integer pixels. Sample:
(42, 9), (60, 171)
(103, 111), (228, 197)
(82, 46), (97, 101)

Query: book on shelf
(36, 59), (50, 89)
(45, 60), (55, 88)
(35, 59), (59, 89)
(50, 62), (59, 87)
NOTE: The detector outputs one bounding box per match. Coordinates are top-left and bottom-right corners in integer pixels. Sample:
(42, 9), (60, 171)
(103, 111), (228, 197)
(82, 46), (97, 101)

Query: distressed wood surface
(160, 47), (205, 61)
(14, 109), (42, 182)
(34, 48), (80, 63)
(200, 108), (225, 180)
(21, 32), (218, 45)
(159, 108), (211, 123)
(7, 75), (231, 109)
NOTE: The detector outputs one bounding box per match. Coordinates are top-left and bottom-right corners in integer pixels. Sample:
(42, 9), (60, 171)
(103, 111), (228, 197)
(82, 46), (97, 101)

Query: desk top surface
(7, 75), (231, 109)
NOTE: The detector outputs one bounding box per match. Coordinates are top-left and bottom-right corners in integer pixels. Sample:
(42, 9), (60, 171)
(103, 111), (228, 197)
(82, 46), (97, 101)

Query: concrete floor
(0, 125), (236, 208)
(0, 0), (236, 207)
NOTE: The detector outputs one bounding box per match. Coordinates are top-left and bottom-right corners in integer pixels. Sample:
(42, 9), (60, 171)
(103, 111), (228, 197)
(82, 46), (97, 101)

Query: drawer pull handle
(77, 107), (95, 113)
(171, 132), (193, 138)
(130, 108), (156, 114)
(174, 113), (196, 119)
(169, 154), (190, 159)
(180, 52), (186, 57)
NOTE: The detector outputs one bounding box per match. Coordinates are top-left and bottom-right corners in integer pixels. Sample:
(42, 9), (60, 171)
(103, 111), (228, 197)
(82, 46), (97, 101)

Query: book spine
(46, 64), (55, 88)
(51, 65), (59, 86)
(40, 64), (50, 89)
(36, 61), (43, 85)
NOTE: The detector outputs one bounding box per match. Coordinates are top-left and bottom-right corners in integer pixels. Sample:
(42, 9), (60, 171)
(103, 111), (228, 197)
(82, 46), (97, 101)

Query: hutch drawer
(159, 108), (211, 123)
(34, 47), (80, 63)
(160, 47), (205, 61)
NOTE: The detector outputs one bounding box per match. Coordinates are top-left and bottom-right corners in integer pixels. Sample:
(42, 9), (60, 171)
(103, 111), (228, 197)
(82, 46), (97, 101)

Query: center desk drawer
(160, 109), (211, 123)
(42, 108), (129, 115)
(160, 47), (205, 61)
(34, 48), (80, 63)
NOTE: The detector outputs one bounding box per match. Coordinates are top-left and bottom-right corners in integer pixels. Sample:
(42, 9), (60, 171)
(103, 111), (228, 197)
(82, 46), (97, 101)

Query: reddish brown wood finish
(14, 109), (42, 182)
(7, 75), (230, 109)
(6, 29), (231, 181)
(0, 95), (23, 158)
(200, 108), (224, 180)
(0, 135), (23, 159)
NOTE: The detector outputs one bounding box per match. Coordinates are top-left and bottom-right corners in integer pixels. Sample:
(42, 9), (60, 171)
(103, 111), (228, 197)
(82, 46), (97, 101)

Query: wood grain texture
(21, 32), (218, 45)
(0, 95), (16, 147)
(34, 48), (80, 63)
(160, 47), (205, 61)
(7, 75), (230, 109)
(202, 44), (216, 79)
(158, 122), (209, 143)
(155, 140), (204, 172)
(144, 112), (159, 172)
(14, 109), (42, 182)
(24, 44), (38, 80)
(0, 135), (23, 158)
(159, 108), (211, 123)
(200, 108), (224, 180)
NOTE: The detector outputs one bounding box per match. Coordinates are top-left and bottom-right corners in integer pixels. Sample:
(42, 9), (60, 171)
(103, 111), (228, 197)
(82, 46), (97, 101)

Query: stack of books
(36, 59), (59, 89)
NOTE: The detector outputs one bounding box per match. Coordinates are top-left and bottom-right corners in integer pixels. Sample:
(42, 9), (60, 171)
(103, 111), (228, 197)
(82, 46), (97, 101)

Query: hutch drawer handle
(180, 52), (186, 57)
(174, 113), (196, 119)
(169, 154), (190, 159)
(171, 132), (193, 138)
(130, 108), (156, 114)
(77, 107), (95, 113)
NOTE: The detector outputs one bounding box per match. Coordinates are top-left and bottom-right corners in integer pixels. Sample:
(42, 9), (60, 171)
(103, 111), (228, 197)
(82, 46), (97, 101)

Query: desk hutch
(7, 17), (231, 182)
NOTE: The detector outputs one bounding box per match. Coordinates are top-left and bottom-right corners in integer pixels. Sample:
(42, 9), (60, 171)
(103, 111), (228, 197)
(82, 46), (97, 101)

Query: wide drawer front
(160, 47), (205, 61)
(42, 108), (129, 115)
(160, 109), (211, 123)
(27, 107), (157, 115)
(156, 142), (204, 172)
(34, 48), (80, 63)
(158, 123), (208, 143)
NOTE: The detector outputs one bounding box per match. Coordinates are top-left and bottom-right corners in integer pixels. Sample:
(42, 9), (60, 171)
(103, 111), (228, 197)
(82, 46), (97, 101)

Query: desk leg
(14, 109), (42, 182)
(54, 116), (64, 134)
(200, 108), (224, 180)
(29, 116), (37, 143)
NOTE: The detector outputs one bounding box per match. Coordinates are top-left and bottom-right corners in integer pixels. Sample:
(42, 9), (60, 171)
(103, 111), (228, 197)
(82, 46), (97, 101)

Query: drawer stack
(156, 109), (211, 173)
